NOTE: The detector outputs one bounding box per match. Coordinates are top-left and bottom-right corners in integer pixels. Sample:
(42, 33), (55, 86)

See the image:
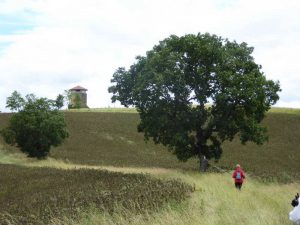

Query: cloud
(0, 0), (300, 111)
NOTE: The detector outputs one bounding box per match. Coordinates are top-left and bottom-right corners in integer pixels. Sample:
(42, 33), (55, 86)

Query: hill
(0, 108), (299, 224)
(0, 111), (197, 170)
(1, 108), (300, 182)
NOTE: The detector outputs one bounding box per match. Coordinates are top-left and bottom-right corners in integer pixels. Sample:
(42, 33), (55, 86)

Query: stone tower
(69, 85), (88, 108)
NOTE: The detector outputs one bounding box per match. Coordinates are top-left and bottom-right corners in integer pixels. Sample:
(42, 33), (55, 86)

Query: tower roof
(69, 85), (88, 91)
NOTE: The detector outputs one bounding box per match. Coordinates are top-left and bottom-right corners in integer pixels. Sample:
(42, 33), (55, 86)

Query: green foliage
(64, 90), (83, 109)
(108, 33), (281, 166)
(1, 91), (68, 158)
(64, 89), (72, 108)
(68, 93), (82, 109)
(0, 164), (193, 224)
(55, 94), (65, 109)
(5, 90), (25, 112)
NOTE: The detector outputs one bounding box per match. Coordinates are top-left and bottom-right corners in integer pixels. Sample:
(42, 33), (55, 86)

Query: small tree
(1, 91), (69, 158)
(64, 90), (73, 109)
(64, 90), (82, 109)
(72, 93), (82, 109)
(108, 33), (281, 171)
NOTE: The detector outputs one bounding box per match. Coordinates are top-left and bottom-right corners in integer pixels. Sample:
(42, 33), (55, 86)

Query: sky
(0, 0), (299, 111)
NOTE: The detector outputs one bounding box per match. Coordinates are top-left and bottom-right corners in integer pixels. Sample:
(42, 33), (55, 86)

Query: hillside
(0, 108), (299, 224)
(0, 111), (198, 170)
(1, 108), (300, 182)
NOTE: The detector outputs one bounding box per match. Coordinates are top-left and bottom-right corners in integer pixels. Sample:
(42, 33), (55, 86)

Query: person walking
(232, 164), (246, 190)
(290, 193), (300, 225)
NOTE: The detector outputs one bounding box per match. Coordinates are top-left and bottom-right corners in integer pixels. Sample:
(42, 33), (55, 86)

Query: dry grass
(0, 148), (296, 225)
(0, 161), (193, 224)
(51, 167), (297, 225)
(0, 108), (300, 224)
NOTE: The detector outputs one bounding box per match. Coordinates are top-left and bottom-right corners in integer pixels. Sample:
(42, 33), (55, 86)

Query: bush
(1, 91), (68, 158)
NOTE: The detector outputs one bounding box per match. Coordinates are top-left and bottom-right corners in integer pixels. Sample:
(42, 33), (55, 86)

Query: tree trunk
(199, 154), (208, 172)
(196, 130), (209, 172)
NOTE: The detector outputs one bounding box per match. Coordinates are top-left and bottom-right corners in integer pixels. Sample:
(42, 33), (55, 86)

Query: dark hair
(291, 193), (299, 207)
(292, 199), (299, 207)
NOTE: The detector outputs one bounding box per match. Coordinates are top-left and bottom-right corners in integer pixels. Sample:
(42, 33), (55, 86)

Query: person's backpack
(236, 171), (242, 180)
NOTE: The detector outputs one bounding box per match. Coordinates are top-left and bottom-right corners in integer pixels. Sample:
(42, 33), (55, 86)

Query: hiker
(290, 193), (300, 225)
(232, 164), (245, 190)
(200, 155), (209, 172)
(292, 193), (299, 207)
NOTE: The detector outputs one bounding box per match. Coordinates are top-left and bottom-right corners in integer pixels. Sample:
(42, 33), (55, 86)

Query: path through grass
(72, 171), (296, 225)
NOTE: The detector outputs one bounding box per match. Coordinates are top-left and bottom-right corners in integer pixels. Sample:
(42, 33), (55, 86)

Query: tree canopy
(108, 33), (281, 169)
(64, 90), (83, 109)
(1, 91), (68, 158)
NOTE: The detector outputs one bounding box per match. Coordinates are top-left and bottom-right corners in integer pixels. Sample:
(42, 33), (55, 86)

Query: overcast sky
(0, 0), (299, 111)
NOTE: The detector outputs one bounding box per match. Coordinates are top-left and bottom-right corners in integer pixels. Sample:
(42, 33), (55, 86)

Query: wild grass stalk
(0, 149), (296, 225)
(48, 166), (297, 225)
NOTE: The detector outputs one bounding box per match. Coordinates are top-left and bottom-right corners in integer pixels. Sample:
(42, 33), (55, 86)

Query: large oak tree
(108, 33), (281, 171)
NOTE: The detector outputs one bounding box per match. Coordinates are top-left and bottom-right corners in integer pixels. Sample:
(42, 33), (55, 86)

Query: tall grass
(0, 148), (296, 225)
(53, 170), (296, 225)
(0, 162), (193, 224)
(0, 108), (299, 224)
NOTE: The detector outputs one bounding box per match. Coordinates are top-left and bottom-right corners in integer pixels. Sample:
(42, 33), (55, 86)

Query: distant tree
(55, 94), (64, 109)
(72, 93), (82, 109)
(65, 90), (82, 109)
(63, 90), (73, 109)
(6, 90), (25, 112)
(1, 91), (69, 158)
(108, 33), (281, 171)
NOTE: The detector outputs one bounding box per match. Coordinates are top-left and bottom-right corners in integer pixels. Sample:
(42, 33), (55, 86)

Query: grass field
(218, 112), (300, 182)
(0, 107), (299, 224)
(2, 108), (299, 182)
(73, 170), (296, 225)
(0, 153), (296, 225)
(269, 107), (300, 114)
(0, 163), (192, 224)
(0, 111), (198, 170)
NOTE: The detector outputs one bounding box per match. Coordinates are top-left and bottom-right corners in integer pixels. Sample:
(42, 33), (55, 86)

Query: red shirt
(232, 168), (246, 184)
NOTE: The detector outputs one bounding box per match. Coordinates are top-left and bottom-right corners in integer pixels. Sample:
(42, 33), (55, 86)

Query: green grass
(65, 107), (138, 113)
(0, 106), (299, 224)
(269, 107), (300, 114)
(217, 112), (300, 182)
(78, 171), (295, 225)
(50, 112), (198, 170)
(0, 151), (296, 225)
(46, 109), (300, 182)
(3, 161), (295, 225)
(1, 108), (300, 182)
